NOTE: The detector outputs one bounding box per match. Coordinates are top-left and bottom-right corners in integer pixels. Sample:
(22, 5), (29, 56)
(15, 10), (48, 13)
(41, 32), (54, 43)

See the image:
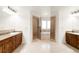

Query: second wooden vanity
(66, 31), (79, 49)
(0, 32), (22, 53)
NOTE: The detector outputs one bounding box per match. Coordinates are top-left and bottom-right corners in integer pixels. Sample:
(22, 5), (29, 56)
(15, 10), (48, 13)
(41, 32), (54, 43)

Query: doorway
(32, 16), (56, 42)
(41, 18), (50, 41)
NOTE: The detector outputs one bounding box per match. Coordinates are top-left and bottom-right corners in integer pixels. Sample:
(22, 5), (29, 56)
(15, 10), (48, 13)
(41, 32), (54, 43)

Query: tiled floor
(13, 33), (79, 53)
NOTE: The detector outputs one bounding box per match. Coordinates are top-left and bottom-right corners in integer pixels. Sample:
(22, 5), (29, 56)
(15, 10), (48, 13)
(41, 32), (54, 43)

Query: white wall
(56, 7), (79, 44)
(0, 7), (32, 45)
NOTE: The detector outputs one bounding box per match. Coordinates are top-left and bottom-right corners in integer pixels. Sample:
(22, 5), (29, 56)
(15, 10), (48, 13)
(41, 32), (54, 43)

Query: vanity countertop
(0, 32), (22, 41)
(67, 31), (79, 35)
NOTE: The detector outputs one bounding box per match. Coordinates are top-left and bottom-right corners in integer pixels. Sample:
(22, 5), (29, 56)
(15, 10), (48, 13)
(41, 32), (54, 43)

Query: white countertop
(0, 32), (21, 41)
(67, 32), (79, 35)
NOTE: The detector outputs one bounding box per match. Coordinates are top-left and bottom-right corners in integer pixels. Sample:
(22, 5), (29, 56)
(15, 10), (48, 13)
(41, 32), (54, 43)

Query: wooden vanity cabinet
(66, 32), (79, 49)
(0, 33), (22, 53)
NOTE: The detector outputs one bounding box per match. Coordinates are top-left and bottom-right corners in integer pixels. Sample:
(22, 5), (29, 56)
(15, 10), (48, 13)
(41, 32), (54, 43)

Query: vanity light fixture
(71, 10), (79, 16)
(71, 10), (79, 14)
(8, 6), (16, 13)
(3, 6), (16, 15)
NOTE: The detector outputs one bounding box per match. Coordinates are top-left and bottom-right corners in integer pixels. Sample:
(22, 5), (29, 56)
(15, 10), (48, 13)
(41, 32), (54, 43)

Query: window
(47, 20), (50, 29)
(42, 20), (47, 29)
(41, 20), (50, 30)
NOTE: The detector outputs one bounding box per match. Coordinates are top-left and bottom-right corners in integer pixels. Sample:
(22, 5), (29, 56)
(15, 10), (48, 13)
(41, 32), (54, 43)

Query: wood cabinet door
(70, 34), (77, 47)
(0, 43), (4, 53)
(15, 33), (22, 48)
(66, 33), (70, 44)
(0, 45), (3, 53)
(0, 41), (4, 53)
(3, 38), (13, 53)
(11, 36), (16, 51)
(76, 36), (79, 48)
